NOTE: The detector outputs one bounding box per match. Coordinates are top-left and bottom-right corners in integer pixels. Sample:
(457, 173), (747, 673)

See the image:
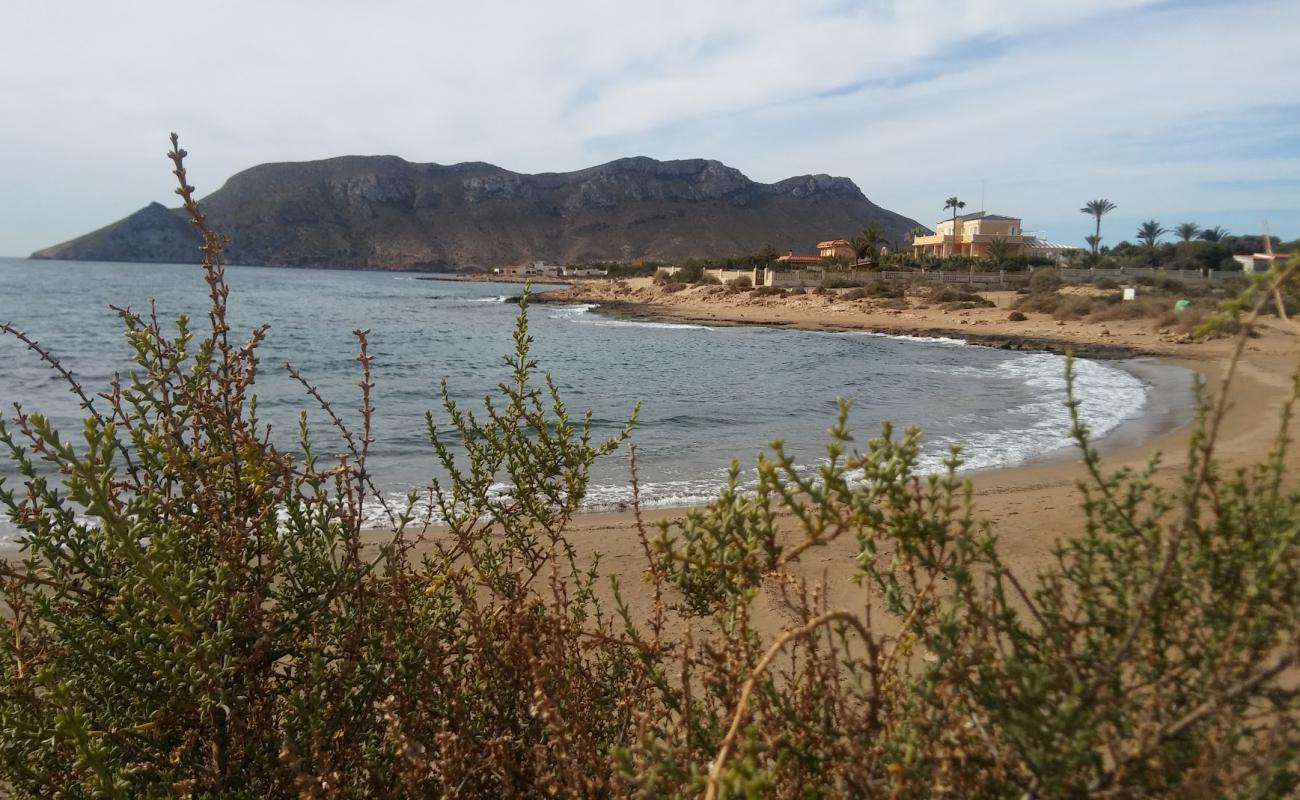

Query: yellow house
(911, 212), (1027, 258)
(817, 239), (856, 260)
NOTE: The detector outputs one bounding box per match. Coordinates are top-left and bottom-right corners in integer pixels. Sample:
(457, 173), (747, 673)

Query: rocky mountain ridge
(32, 156), (921, 269)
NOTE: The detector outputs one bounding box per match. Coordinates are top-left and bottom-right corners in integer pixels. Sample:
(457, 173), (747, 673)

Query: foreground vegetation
(1, 138), (1299, 797)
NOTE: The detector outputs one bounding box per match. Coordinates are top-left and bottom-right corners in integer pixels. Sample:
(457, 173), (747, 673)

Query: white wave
(854, 331), (969, 346)
(467, 295), (509, 303)
(914, 354), (1147, 473)
(547, 303), (713, 331)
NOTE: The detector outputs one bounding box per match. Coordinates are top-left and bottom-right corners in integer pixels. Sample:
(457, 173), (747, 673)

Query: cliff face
(32, 156), (921, 269)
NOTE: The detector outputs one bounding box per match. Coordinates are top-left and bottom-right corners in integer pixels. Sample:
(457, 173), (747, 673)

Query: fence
(670, 265), (1238, 290)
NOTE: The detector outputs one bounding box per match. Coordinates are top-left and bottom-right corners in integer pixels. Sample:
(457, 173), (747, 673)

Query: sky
(3, 0), (1298, 257)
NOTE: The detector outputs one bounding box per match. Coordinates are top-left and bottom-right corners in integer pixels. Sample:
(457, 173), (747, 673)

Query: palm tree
(1137, 220), (1167, 251)
(852, 224), (885, 268)
(1175, 222), (1200, 243)
(1085, 234), (1102, 255)
(1080, 199), (1117, 255)
(987, 236), (1014, 269)
(943, 196), (966, 257)
(1198, 226), (1229, 242)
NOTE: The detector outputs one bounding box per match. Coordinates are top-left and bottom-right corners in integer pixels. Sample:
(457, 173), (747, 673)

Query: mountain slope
(32, 156), (921, 269)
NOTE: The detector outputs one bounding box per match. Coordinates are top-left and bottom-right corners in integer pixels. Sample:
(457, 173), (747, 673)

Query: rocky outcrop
(33, 156), (921, 270)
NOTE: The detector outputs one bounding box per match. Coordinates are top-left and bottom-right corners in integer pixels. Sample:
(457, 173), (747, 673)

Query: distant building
(817, 239), (856, 260)
(493, 260), (563, 277)
(561, 266), (607, 277)
(775, 249), (825, 267)
(1233, 252), (1291, 273)
(911, 212), (1074, 262)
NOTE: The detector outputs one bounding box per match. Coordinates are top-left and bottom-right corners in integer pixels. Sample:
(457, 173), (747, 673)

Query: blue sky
(2, 0), (1298, 256)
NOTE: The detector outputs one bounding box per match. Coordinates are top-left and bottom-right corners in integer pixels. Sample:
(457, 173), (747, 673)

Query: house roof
(776, 255), (825, 263)
(1024, 237), (1077, 252)
(943, 212), (1022, 223)
(817, 239), (854, 248)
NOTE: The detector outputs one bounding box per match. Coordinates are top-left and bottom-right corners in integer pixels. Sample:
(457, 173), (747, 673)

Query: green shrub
(1095, 277), (1120, 290)
(2, 139), (1298, 798)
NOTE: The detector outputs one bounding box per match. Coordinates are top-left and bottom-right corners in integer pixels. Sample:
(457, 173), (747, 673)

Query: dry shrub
(1089, 295), (1171, 322)
(929, 286), (991, 305)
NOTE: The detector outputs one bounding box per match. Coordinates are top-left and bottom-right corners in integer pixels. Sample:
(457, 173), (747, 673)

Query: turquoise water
(0, 258), (1185, 534)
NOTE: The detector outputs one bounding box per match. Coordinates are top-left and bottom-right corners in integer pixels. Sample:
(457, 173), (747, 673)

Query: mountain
(31, 156), (921, 270)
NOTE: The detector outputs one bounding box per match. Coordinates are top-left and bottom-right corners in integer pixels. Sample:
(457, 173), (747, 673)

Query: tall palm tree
(1198, 226), (1229, 242)
(1137, 220), (1167, 249)
(1080, 199), (1117, 255)
(1175, 222), (1200, 243)
(943, 196), (966, 257)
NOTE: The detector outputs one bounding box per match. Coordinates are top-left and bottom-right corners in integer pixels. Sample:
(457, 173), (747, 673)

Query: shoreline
(354, 280), (1297, 620)
(544, 295), (1160, 360)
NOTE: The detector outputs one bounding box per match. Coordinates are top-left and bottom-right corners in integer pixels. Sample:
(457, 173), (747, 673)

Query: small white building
(493, 261), (563, 277)
(561, 266), (607, 277)
(1233, 252), (1291, 273)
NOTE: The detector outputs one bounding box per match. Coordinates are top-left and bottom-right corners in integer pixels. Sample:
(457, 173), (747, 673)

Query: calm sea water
(0, 258), (1188, 536)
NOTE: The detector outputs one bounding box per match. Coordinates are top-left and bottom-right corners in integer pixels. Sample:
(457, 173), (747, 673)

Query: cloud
(1, 0), (1296, 256)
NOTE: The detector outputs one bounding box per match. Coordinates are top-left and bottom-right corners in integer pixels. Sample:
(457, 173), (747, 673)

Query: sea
(0, 258), (1194, 538)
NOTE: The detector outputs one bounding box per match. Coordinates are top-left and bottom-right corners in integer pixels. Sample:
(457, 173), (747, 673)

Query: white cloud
(1, 0), (1296, 255)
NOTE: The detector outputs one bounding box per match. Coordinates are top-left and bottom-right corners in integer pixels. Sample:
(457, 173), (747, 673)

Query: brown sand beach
(355, 276), (1300, 636)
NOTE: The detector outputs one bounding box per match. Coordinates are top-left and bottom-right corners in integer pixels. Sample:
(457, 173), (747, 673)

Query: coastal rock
(32, 156), (921, 270)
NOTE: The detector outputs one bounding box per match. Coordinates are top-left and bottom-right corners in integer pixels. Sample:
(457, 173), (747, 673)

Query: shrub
(1014, 290), (1064, 314)
(727, 275), (752, 289)
(843, 288), (870, 300)
(930, 286), (994, 307)
(1089, 296), (1169, 322)
(1007, 310), (1028, 321)
(866, 282), (905, 299)
(1051, 295), (1095, 320)
(2, 139), (1299, 798)
(1095, 277), (1120, 290)
(751, 286), (785, 298)
(1028, 269), (1063, 292)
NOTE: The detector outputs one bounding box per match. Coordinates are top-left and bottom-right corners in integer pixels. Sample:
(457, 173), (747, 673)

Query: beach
(364, 277), (1300, 635)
